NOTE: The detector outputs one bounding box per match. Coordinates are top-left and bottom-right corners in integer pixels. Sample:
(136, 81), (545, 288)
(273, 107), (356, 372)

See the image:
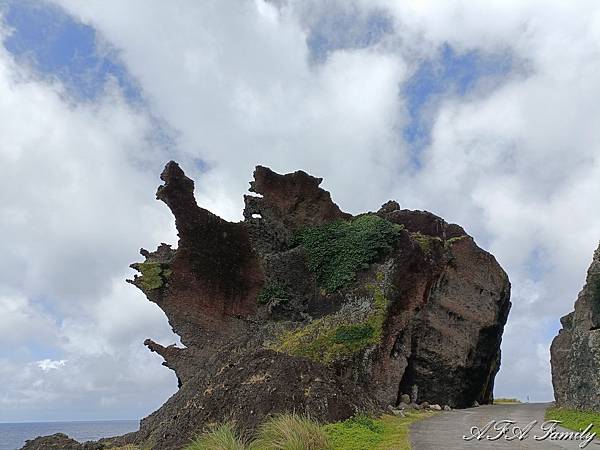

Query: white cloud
(37, 359), (67, 371)
(380, 0), (600, 400)
(53, 0), (409, 218)
(1, 0), (596, 417)
(0, 295), (57, 346)
(0, 21), (179, 420)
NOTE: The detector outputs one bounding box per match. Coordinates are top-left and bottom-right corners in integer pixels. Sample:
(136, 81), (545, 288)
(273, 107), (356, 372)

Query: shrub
(295, 214), (402, 292)
(251, 413), (329, 450)
(186, 423), (248, 450)
(258, 281), (289, 305)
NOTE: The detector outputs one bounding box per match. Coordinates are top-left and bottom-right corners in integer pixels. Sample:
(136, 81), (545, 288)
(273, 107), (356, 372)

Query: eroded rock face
(24, 162), (511, 450)
(551, 243), (600, 410)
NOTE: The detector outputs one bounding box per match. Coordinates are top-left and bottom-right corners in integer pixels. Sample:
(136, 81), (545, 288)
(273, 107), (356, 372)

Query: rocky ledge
(23, 162), (511, 450)
(551, 243), (600, 410)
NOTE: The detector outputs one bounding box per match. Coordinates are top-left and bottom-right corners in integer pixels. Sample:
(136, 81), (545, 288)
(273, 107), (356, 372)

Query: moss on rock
(135, 261), (172, 291)
(271, 280), (389, 364)
(411, 232), (443, 255)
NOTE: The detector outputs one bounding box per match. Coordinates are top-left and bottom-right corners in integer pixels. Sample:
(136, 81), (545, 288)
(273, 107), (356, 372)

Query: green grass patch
(323, 415), (384, 449)
(271, 283), (388, 364)
(545, 406), (600, 434)
(295, 214), (402, 292)
(186, 412), (434, 450)
(258, 281), (289, 305)
(493, 398), (522, 404)
(324, 412), (435, 450)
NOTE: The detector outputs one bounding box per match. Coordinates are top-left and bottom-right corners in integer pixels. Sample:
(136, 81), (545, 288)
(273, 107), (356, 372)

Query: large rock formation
(551, 243), (600, 410)
(22, 162), (511, 450)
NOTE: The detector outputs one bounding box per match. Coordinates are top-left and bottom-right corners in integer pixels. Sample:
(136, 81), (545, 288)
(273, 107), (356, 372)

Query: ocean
(0, 420), (139, 450)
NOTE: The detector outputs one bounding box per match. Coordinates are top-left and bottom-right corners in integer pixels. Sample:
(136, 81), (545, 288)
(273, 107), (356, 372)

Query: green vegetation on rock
(444, 235), (467, 247)
(257, 281), (289, 305)
(411, 232), (442, 255)
(271, 282), (389, 364)
(295, 214), (402, 292)
(545, 406), (600, 434)
(333, 324), (375, 344)
(135, 261), (172, 291)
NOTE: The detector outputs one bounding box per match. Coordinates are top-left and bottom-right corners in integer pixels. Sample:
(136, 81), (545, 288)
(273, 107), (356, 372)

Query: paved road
(410, 403), (600, 449)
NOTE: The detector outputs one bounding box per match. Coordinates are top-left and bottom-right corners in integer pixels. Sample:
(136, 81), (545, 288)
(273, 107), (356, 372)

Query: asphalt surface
(410, 403), (600, 449)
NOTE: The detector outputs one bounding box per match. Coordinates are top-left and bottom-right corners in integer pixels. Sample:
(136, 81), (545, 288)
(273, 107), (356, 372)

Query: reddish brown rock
(128, 163), (510, 448)
(128, 162), (264, 348)
(26, 162), (511, 450)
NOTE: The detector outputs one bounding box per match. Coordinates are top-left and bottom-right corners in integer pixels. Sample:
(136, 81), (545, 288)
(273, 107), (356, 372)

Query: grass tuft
(251, 413), (329, 450)
(186, 422), (248, 450)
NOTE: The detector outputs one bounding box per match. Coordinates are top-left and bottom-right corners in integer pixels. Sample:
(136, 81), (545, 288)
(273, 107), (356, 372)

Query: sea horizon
(0, 418), (139, 424)
(0, 419), (139, 450)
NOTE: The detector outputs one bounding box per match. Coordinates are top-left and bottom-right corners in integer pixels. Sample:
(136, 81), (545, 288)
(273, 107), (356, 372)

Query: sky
(1, 0), (600, 422)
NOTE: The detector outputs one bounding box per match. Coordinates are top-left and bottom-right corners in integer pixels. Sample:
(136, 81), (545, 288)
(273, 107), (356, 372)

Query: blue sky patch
(307, 7), (393, 63)
(1, 0), (140, 102)
(403, 43), (513, 168)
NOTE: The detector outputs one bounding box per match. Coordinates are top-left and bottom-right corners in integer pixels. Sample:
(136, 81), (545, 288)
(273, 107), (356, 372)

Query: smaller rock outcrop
(20, 433), (103, 450)
(551, 242), (600, 410)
